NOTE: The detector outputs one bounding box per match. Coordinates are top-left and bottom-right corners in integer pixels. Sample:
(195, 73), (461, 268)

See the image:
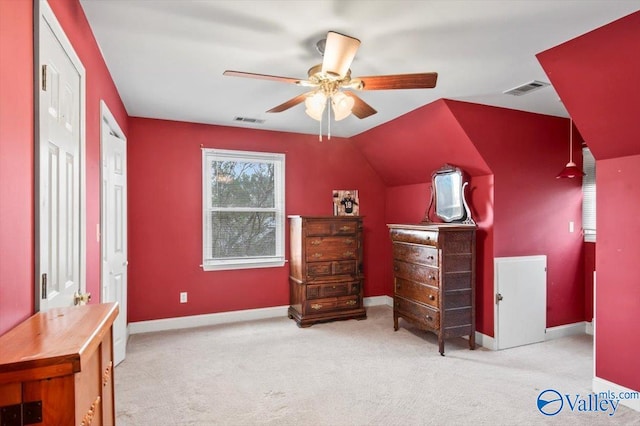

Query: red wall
(356, 99), (584, 336)
(447, 101), (585, 328)
(0, 0), (34, 335)
(595, 156), (640, 390)
(584, 242), (595, 321)
(538, 10), (640, 392)
(127, 118), (388, 322)
(0, 0), (127, 335)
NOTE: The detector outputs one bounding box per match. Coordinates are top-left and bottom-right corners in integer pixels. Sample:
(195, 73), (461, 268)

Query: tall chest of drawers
(288, 216), (366, 327)
(388, 223), (476, 355)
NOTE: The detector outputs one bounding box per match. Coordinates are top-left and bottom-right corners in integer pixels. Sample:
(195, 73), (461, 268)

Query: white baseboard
(130, 295), (393, 335)
(365, 295), (393, 307)
(585, 321), (594, 336)
(593, 376), (640, 412)
(475, 332), (496, 350)
(545, 321), (589, 340)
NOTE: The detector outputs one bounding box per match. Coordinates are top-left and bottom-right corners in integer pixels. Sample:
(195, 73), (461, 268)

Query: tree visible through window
(202, 149), (285, 270)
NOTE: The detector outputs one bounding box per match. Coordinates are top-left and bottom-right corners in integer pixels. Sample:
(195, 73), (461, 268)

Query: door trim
(35, 0), (87, 311)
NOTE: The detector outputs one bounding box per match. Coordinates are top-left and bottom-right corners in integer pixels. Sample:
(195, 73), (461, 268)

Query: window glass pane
(210, 160), (274, 208)
(208, 210), (276, 258)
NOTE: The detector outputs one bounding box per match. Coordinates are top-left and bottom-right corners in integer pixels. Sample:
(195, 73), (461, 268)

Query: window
(202, 149), (285, 271)
(582, 147), (596, 242)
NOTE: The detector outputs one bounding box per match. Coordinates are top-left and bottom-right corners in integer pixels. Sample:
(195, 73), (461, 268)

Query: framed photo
(333, 189), (359, 216)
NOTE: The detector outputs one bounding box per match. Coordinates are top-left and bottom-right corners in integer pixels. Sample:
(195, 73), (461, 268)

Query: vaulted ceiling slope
(351, 98), (573, 187)
(537, 11), (640, 160)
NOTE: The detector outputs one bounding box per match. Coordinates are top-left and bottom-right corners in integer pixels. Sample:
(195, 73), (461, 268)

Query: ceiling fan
(223, 31), (438, 124)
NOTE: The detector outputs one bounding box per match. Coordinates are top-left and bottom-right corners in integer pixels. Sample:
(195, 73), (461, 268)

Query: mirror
(424, 164), (474, 224)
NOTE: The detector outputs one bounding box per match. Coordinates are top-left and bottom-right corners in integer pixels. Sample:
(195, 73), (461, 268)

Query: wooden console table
(0, 303), (119, 425)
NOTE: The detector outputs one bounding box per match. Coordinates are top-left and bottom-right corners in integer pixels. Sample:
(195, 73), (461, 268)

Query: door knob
(74, 291), (92, 305)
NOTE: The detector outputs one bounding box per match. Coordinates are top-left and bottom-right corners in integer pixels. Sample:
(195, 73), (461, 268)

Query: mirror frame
(423, 164), (474, 224)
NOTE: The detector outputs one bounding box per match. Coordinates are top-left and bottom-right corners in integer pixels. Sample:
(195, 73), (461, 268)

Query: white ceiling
(79, 0), (640, 138)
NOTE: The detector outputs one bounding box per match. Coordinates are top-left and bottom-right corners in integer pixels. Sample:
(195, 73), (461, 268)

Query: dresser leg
(393, 313), (399, 331)
(438, 337), (445, 356)
(469, 332), (476, 350)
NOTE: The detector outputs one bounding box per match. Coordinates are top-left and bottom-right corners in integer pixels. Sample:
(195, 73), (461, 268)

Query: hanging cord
(327, 97), (331, 140)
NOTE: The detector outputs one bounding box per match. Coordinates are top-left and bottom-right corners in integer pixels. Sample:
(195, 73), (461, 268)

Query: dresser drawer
(306, 237), (357, 261)
(306, 221), (357, 236)
(306, 260), (357, 278)
(307, 281), (360, 299)
(395, 278), (439, 307)
(389, 228), (439, 247)
(305, 296), (360, 314)
(394, 296), (440, 329)
(392, 243), (438, 267)
(393, 261), (439, 286)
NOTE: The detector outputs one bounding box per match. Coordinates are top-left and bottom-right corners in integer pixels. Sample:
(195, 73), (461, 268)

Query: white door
(37, 2), (86, 310)
(101, 106), (128, 365)
(495, 256), (547, 350)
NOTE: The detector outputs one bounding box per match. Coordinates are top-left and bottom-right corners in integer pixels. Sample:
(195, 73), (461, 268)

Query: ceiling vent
(503, 80), (550, 96)
(233, 116), (265, 124)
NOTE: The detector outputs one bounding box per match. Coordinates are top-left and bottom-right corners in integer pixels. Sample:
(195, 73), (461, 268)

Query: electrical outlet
(180, 292), (188, 303)
(569, 221), (574, 233)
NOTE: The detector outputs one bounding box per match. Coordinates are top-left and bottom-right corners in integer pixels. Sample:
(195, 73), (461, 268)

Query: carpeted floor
(115, 305), (639, 425)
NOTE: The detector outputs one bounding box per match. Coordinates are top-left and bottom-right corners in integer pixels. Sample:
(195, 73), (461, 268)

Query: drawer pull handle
(393, 265), (399, 271)
(343, 251), (354, 257)
(428, 274), (435, 280)
(426, 236), (431, 240)
(426, 315), (433, 321)
(312, 253), (323, 259)
(429, 295), (435, 301)
(311, 303), (322, 310)
(346, 300), (357, 306)
(310, 240), (322, 246)
(340, 225), (351, 232)
(343, 239), (354, 245)
(427, 256), (434, 260)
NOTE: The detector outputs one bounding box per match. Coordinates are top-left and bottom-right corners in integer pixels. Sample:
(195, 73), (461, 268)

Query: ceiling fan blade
(321, 31), (361, 78)
(344, 92), (377, 119)
(356, 73), (438, 90)
(266, 92), (312, 113)
(223, 70), (303, 85)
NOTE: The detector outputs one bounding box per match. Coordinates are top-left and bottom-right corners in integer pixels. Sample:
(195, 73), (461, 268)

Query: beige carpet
(115, 305), (639, 425)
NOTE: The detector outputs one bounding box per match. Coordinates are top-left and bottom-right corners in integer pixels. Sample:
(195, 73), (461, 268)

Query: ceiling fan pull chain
(327, 98), (331, 140)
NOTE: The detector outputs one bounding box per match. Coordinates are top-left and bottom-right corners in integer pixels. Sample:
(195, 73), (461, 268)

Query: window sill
(202, 258), (286, 271)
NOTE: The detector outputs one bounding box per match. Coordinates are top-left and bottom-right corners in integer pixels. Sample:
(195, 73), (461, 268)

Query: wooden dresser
(288, 216), (366, 327)
(0, 303), (118, 425)
(388, 223), (476, 355)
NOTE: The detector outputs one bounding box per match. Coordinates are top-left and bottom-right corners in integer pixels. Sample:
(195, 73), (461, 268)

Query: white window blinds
(582, 147), (596, 242)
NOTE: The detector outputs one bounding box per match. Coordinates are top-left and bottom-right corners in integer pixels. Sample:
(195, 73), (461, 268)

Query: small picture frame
(333, 189), (359, 216)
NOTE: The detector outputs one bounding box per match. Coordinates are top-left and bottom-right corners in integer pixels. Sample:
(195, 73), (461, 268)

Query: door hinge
(41, 64), (47, 91)
(496, 293), (503, 304)
(41, 273), (47, 299)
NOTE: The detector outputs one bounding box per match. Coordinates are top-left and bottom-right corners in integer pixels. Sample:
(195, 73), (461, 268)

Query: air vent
(503, 80), (550, 96)
(233, 116), (265, 124)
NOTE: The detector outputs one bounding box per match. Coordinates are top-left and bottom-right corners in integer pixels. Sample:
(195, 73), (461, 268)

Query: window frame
(201, 148), (285, 271)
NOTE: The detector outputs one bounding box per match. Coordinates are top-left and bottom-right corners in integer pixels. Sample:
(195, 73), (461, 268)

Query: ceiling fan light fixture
(304, 91), (326, 121)
(331, 91), (354, 121)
